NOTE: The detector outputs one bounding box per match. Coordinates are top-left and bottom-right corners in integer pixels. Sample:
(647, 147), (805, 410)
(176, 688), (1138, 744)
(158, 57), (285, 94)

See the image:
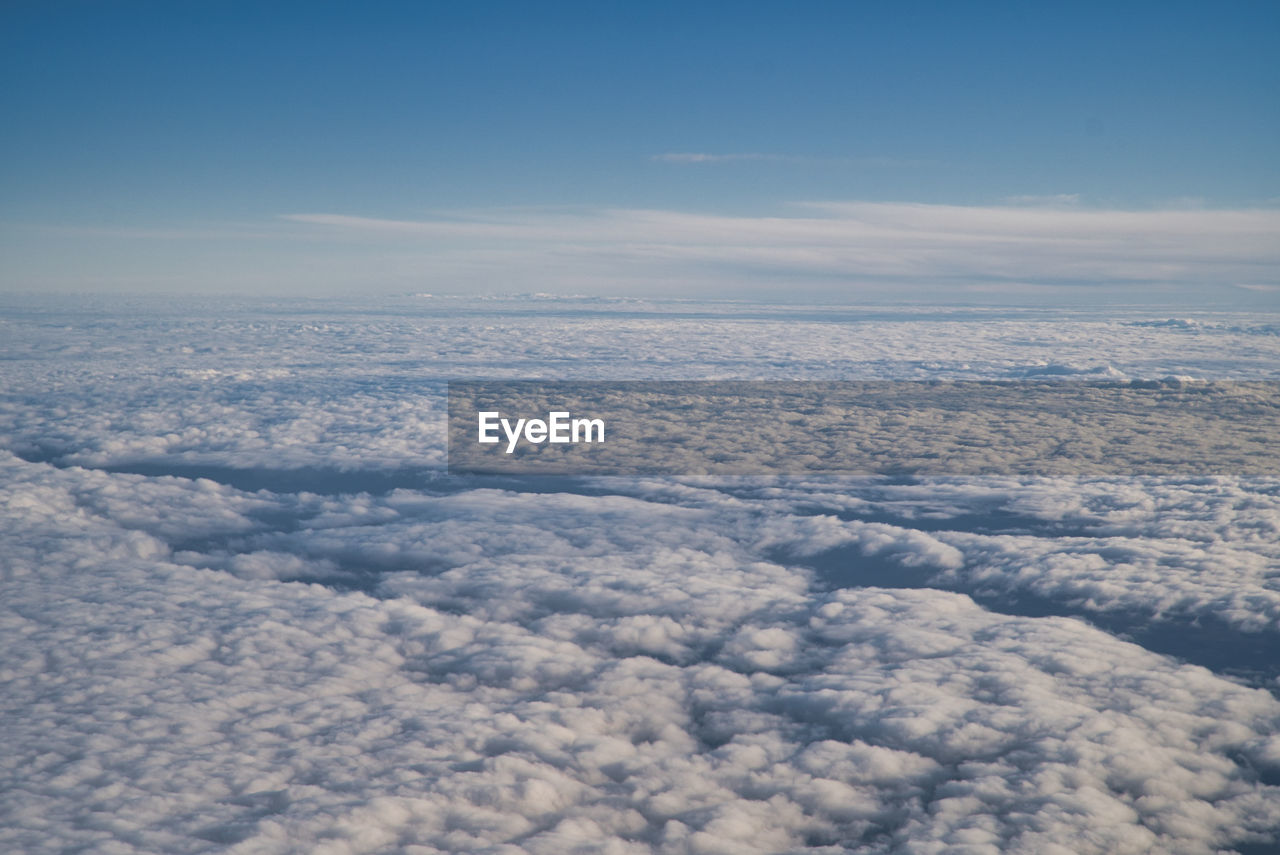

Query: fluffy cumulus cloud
(4, 454), (1280, 854)
(3, 298), (1280, 853)
(739, 477), (1280, 634)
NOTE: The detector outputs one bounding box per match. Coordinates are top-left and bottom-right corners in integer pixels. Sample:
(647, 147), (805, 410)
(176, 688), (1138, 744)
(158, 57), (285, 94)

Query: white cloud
(4, 301), (1279, 479)
(650, 153), (933, 168)
(4, 452), (1280, 853)
(1003, 193), (1081, 205)
(277, 202), (1280, 297)
(4, 299), (1280, 852)
(650, 152), (792, 163)
(743, 478), (1280, 635)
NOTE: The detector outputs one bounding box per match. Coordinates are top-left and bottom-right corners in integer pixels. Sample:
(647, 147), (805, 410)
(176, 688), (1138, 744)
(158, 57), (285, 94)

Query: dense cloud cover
(446, 380), (1280, 476)
(4, 297), (1280, 473)
(2, 297), (1279, 853)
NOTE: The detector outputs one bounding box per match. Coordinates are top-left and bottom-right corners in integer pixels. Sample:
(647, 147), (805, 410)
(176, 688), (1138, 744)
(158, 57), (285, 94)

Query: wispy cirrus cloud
(650, 152), (796, 163)
(278, 202), (1280, 299)
(651, 152), (933, 168)
(1003, 193), (1081, 206)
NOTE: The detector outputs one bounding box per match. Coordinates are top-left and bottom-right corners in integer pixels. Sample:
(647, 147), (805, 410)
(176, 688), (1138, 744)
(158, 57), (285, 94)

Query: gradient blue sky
(3, 1), (1278, 300)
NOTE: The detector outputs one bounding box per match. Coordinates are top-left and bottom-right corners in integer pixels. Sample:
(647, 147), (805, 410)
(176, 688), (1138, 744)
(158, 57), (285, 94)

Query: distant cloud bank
(279, 201), (1280, 299)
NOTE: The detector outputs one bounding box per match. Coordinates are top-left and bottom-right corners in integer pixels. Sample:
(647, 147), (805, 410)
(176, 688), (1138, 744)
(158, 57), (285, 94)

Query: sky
(2, 0), (1278, 301)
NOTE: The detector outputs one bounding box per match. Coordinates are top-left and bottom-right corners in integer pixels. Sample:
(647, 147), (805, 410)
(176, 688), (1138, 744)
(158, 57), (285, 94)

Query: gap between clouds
(279, 202), (1280, 295)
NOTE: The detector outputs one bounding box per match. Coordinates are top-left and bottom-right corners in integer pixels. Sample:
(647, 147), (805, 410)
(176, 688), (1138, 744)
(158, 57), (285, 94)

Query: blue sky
(2, 1), (1278, 300)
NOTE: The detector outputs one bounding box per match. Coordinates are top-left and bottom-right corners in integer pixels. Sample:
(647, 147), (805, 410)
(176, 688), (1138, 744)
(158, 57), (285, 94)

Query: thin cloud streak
(651, 152), (794, 163)
(279, 203), (1280, 296)
(651, 153), (933, 167)
(1003, 193), (1082, 206)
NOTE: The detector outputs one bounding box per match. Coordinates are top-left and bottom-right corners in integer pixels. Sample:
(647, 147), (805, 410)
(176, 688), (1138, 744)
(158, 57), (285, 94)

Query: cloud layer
(4, 453), (1280, 854)
(3, 297), (1280, 852)
(277, 202), (1280, 297)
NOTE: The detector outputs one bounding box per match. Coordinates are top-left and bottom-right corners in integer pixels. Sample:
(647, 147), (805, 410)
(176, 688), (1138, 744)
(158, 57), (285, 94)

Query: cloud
(4, 300), (1280, 852)
(4, 452), (1280, 853)
(650, 153), (934, 168)
(741, 477), (1280, 637)
(651, 152), (793, 163)
(445, 380), (1280, 478)
(1003, 193), (1081, 206)
(4, 300), (1279, 482)
(278, 202), (1280, 297)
